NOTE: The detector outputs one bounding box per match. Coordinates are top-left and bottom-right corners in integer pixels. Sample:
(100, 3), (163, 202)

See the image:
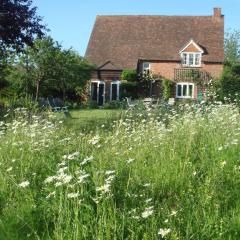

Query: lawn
(56, 109), (123, 131)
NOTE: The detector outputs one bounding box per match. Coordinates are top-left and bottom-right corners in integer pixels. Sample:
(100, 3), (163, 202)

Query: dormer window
(179, 39), (204, 67)
(181, 52), (202, 67)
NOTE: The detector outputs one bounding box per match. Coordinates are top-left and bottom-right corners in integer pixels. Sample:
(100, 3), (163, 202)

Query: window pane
(183, 85), (187, 96)
(143, 62), (150, 70)
(111, 84), (117, 100)
(189, 54), (194, 66)
(195, 54), (200, 66)
(189, 85), (193, 97)
(182, 53), (187, 65)
(177, 85), (182, 96)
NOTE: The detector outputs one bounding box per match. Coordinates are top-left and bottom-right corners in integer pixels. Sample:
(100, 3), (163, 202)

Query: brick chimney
(213, 7), (222, 17)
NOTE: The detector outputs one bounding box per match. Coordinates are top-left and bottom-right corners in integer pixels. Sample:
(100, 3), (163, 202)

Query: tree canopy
(0, 0), (45, 53)
(7, 37), (94, 101)
(224, 29), (240, 64)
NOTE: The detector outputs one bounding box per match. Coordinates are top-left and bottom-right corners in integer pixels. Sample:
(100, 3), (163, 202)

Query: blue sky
(33, 0), (239, 56)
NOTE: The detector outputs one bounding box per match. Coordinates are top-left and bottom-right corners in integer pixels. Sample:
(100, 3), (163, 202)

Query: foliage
(162, 79), (173, 100)
(224, 29), (240, 64)
(0, 0), (45, 52)
(6, 37), (94, 100)
(220, 63), (240, 99)
(1, 103), (240, 239)
(121, 69), (137, 82)
(120, 80), (139, 99)
(103, 100), (125, 109)
(138, 71), (162, 97)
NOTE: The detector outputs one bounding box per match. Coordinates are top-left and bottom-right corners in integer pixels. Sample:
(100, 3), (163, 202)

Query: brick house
(85, 8), (224, 105)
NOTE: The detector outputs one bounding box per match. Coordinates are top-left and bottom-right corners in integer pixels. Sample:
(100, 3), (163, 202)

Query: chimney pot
(214, 7), (222, 17)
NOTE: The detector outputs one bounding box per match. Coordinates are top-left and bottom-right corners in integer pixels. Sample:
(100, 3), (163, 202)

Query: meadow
(0, 102), (240, 240)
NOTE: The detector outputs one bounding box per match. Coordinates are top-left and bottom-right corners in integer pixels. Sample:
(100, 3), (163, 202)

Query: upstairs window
(181, 52), (202, 67)
(143, 62), (150, 73)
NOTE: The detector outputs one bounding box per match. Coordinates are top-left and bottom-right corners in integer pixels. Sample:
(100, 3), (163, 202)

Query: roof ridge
(96, 15), (213, 17)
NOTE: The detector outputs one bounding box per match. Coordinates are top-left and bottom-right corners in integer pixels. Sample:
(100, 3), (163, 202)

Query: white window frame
(176, 82), (194, 99)
(143, 62), (151, 72)
(90, 80), (105, 104)
(110, 80), (121, 101)
(181, 52), (202, 67)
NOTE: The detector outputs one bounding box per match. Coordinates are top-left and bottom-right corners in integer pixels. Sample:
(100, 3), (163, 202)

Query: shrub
(220, 63), (240, 99)
(120, 81), (139, 99)
(162, 79), (173, 100)
(121, 69), (137, 82)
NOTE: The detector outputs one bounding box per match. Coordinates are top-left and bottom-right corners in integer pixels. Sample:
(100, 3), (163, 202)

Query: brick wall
(149, 61), (223, 80)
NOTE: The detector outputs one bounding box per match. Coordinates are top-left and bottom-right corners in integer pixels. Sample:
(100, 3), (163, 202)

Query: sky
(33, 0), (240, 56)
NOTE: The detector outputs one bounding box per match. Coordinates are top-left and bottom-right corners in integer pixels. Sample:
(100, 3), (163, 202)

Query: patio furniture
(47, 98), (68, 112)
(126, 97), (136, 109)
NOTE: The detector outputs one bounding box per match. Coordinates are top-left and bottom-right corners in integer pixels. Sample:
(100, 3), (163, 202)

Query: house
(85, 8), (224, 105)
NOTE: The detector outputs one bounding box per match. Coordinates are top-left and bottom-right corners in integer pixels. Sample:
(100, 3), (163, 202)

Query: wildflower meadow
(0, 102), (240, 239)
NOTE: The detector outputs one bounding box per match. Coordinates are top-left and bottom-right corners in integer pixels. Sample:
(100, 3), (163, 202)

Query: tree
(220, 63), (240, 98)
(224, 29), (240, 64)
(121, 69), (137, 82)
(0, 0), (45, 53)
(7, 37), (94, 101)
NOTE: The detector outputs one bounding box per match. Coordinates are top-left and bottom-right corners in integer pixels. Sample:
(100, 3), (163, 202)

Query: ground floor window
(90, 80), (105, 106)
(110, 81), (120, 101)
(176, 82), (194, 99)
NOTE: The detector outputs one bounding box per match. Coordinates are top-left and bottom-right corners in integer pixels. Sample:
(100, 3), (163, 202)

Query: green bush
(120, 81), (139, 99)
(104, 100), (125, 109)
(162, 79), (173, 100)
(121, 69), (137, 82)
(220, 63), (240, 99)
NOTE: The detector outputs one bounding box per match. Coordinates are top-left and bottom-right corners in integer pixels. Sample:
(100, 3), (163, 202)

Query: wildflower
(19, 181), (30, 188)
(67, 192), (79, 199)
(141, 206), (154, 219)
(88, 135), (100, 145)
(143, 183), (151, 187)
(193, 171), (197, 176)
(96, 183), (111, 194)
(126, 158), (134, 164)
(63, 151), (80, 160)
(158, 228), (171, 238)
(78, 173), (90, 183)
(218, 146), (223, 151)
(80, 156), (93, 166)
(170, 210), (177, 217)
(46, 191), (56, 199)
(6, 167), (13, 172)
(221, 161), (227, 167)
(164, 219), (169, 223)
(44, 176), (56, 184)
(105, 170), (115, 175)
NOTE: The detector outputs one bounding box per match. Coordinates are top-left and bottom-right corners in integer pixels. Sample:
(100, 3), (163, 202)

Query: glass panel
(189, 85), (193, 97)
(91, 83), (98, 101)
(183, 85), (187, 96)
(195, 54), (201, 66)
(189, 54), (194, 66)
(111, 84), (117, 100)
(143, 62), (150, 70)
(177, 84), (182, 96)
(182, 53), (187, 65)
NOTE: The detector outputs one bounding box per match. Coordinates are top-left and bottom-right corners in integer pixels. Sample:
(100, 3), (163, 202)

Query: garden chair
(47, 98), (61, 112)
(126, 97), (136, 109)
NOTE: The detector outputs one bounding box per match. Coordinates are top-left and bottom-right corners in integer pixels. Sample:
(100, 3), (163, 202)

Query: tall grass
(0, 103), (240, 239)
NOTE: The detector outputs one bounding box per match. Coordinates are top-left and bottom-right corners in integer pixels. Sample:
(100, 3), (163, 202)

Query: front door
(98, 83), (105, 106)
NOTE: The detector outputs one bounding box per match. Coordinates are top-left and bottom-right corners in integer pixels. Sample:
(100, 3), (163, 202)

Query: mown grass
(0, 104), (240, 239)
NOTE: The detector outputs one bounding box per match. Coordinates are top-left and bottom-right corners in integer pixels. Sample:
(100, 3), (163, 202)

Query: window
(181, 53), (202, 67)
(110, 81), (120, 101)
(176, 83), (194, 99)
(143, 62), (150, 72)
